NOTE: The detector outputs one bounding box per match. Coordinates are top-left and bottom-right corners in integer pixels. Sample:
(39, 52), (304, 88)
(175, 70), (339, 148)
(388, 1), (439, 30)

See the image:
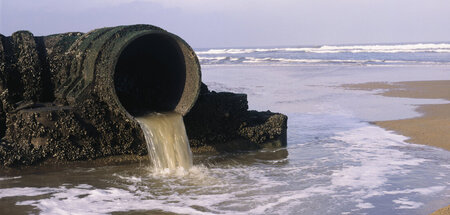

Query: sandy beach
(344, 80), (450, 151)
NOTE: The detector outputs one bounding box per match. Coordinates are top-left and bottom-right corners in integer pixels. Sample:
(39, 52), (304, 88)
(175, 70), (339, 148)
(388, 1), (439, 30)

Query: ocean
(0, 42), (449, 214)
(197, 43), (450, 66)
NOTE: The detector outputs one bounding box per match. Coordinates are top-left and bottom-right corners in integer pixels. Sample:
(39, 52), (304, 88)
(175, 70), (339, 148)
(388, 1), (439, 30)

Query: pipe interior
(114, 33), (186, 117)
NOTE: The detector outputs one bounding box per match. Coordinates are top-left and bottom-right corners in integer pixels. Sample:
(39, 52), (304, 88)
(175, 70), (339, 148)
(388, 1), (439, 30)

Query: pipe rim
(110, 29), (201, 119)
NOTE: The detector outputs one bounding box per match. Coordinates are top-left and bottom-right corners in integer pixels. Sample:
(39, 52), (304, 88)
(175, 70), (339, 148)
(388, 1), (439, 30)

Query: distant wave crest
(196, 43), (450, 55)
(198, 56), (446, 65)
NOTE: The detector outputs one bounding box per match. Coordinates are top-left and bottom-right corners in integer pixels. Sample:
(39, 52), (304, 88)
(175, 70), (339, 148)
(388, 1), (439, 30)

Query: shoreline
(343, 80), (450, 151)
(344, 80), (450, 214)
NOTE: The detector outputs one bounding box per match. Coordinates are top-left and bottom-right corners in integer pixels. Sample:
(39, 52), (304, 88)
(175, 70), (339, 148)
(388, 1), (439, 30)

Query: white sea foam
(113, 174), (142, 183)
(196, 43), (450, 55)
(196, 48), (274, 54)
(198, 56), (243, 64)
(8, 166), (289, 215)
(0, 187), (59, 198)
(1, 121), (448, 214)
(0, 176), (21, 181)
(356, 202), (375, 209)
(241, 57), (372, 64)
(16, 186), (208, 215)
(198, 56), (445, 65)
(247, 187), (335, 214)
(383, 186), (446, 195)
(318, 43), (450, 53)
(393, 198), (424, 209)
(322, 122), (446, 213)
(331, 125), (427, 190)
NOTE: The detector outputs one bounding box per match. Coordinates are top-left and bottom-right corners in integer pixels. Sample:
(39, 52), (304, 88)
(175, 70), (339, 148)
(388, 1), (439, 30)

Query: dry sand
(343, 80), (450, 151)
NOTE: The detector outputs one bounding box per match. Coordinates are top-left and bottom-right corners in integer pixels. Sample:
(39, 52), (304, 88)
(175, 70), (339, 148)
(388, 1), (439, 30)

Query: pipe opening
(114, 33), (186, 117)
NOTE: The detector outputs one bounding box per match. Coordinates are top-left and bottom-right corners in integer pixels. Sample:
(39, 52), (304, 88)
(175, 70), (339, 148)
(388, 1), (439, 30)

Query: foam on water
(331, 125), (427, 189)
(2, 115), (448, 215)
(197, 43), (450, 55)
(0, 187), (59, 199)
(0, 176), (21, 181)
(393, 198), (424, 209)
(196, 43), (450, 66)
(199, 56), (450, 65)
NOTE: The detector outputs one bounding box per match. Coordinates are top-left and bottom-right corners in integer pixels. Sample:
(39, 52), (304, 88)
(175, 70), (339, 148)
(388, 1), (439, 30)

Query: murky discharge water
(136, 112), (193, 170)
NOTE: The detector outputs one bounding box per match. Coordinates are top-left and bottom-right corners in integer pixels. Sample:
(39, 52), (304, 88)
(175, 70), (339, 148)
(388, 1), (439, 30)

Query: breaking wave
(198, 56), (447, 65)
(196, 43), (450, 55)
(196, 43), (450, 65)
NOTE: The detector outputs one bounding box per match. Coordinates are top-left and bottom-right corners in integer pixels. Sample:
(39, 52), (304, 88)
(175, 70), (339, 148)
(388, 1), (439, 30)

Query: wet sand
(431, 205), (450, 215)
(343, 80), (450, 151)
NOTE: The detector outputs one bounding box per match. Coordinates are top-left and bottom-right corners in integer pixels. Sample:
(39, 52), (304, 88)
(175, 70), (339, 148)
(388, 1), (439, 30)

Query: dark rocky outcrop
(185, 84), (287, 153)
(0, 26), (287, 167)
(0, 84), (287, 167)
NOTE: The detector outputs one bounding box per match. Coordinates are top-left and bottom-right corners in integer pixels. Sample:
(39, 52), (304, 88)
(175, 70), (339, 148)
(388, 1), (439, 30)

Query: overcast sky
(1, 0), (449, 48)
